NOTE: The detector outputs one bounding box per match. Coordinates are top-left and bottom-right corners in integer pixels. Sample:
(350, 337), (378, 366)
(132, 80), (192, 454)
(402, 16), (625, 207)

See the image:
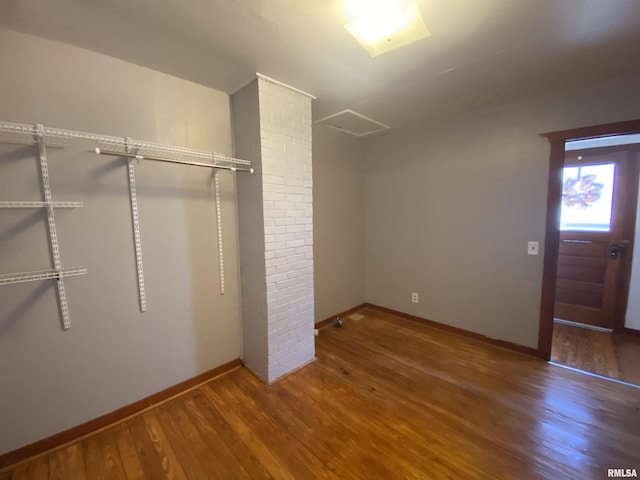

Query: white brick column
(233, 76), (315, 383)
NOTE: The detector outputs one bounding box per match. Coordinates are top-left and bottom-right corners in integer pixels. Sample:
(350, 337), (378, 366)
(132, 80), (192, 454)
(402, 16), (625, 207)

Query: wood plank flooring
(551, 322), (640, 385)
(2, 308), (639, 479)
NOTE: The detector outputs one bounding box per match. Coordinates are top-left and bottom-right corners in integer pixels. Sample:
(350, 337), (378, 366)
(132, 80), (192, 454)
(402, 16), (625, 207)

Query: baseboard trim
(365, 304), (543, 359)
(315, 303), (368, 329)
(622, 327), (640, 337)
(0, 358), (243, 470)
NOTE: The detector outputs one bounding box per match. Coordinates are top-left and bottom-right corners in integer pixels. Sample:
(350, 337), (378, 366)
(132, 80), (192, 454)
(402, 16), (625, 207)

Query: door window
(560, 163), (615, 232)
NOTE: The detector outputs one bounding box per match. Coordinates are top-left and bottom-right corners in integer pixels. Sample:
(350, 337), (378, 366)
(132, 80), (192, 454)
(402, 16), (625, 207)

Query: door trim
(538, 119), (640, 360)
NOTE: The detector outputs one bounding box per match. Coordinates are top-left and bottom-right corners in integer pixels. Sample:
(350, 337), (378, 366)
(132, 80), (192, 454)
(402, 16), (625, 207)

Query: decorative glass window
(560, 163), (615, 232)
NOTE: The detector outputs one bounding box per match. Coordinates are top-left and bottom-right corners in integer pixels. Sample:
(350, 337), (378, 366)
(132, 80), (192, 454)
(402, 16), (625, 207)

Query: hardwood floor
(551, 322), (640, 385)
(2, 307), (639, 479)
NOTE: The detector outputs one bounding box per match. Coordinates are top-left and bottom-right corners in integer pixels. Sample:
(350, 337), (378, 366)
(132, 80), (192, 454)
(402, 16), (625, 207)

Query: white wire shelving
(0, 120), (253, 322)
(0, 201), (83, 209)
(125, 139), (147, 313)
(0, 267), (88, 286)
(0, 121), (252, 168)
(0, 123), (89, 329)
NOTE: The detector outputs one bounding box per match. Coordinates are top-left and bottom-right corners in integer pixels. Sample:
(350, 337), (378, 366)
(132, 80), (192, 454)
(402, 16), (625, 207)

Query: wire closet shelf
(0, 267), (88, 286)
(0, 121), (254, 172)
(0, 120), (252, 328)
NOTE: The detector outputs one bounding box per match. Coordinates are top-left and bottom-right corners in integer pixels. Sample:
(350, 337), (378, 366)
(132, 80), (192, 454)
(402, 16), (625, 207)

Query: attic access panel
(315, 109), (390, 137)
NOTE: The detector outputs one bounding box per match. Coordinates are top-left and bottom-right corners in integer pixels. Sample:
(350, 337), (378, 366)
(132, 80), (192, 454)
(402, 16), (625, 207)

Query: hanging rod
(93, 148), (254, 173)
(0, 121), (252, 167)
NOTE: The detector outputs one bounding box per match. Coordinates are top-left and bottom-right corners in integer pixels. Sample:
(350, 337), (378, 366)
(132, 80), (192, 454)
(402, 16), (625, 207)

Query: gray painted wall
(0, 29), (242, 454)
(364, 73), (640, 349)
(313, 125), (365, 321)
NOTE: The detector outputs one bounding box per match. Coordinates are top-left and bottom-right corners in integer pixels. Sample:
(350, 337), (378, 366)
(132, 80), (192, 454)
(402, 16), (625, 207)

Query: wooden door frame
(537, 119), (640, 360)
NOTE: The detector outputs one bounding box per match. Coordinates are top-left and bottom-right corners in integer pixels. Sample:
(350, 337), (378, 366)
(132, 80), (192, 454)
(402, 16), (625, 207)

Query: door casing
(538, 119), (640, 360)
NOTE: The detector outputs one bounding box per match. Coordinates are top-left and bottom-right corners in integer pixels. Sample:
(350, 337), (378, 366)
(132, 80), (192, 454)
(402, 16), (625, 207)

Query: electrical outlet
(411, 292), (419, 303)
(528, 241), (539, 255)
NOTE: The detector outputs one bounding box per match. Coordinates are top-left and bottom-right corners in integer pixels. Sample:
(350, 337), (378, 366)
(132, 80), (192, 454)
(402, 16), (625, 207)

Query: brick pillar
(232, 76), (315, 383)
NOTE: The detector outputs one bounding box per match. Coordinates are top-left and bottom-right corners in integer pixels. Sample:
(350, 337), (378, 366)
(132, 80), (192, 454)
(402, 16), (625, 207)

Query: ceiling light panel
(344, 0), (431, 56)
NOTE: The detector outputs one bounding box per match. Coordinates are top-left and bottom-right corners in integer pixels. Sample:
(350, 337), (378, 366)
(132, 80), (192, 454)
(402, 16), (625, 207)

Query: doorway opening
(538, 121), (640, 386)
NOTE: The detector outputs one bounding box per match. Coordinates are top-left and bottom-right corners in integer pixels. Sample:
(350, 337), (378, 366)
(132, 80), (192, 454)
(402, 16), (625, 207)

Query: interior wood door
(554, 147), (638, 329)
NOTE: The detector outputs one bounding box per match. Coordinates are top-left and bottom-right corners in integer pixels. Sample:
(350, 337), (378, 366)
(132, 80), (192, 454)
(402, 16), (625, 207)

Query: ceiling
(2, 0), (640, 129)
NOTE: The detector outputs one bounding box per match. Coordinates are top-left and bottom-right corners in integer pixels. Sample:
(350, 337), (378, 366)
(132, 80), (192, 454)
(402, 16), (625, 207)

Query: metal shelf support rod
(36, 125), (71, 329)
(94, 148), (254, 173)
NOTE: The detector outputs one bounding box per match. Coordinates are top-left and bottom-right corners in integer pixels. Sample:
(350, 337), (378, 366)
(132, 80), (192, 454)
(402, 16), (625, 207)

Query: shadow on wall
(0, 209), (44, 246)
(0, 145), (35, 163)
(54, 148), (219, 199)
(0, 282), (53, 336)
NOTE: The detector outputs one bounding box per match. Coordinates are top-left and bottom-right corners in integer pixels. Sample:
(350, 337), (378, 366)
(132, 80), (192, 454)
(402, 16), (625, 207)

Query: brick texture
(234, 78), (315, 383)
